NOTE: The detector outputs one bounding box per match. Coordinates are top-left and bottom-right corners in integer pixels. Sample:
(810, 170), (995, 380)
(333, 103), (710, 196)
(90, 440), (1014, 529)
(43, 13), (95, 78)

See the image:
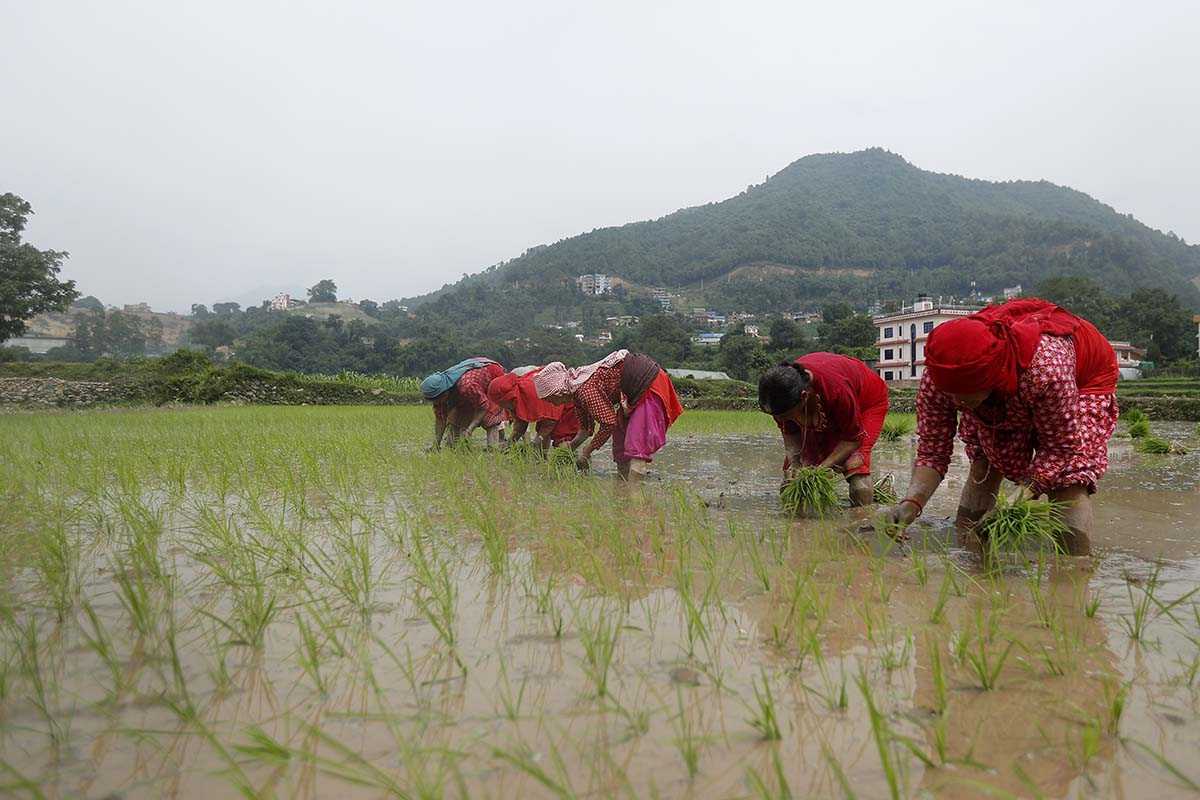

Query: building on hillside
(651, 288), (673, 311)
(691, 332), (724, 347)
(576, 274), (612, 296)
(597, 330), (613, 343)
(1003, 285), (1023, 300)
(123, 303), (153, 314)
(1109, 340), (1147, 379)
(1194, 315), (1200, 358)
(872, 295), (982, 382)
(4, 335), (70, 354)
(667, 368), (731, 381)
(269, 293), (292, 311)
(744, 324), (762, 338)
(605, 315), (639, 327)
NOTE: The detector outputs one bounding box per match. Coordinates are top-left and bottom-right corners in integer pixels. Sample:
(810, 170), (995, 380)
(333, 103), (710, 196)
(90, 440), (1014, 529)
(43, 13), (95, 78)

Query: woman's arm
(507, 419), (530, 446)
(819, 439), (860, 471)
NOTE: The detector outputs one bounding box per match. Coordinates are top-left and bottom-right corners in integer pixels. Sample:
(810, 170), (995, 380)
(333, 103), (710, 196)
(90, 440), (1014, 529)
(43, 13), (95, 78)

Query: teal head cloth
(419, 357), (496, 400)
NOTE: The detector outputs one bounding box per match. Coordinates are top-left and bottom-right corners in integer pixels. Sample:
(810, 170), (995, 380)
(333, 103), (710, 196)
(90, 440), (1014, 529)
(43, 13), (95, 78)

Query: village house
(872, 295), (981, 382)
(576, 273), (612, 296)
(691, 332), (725, 347)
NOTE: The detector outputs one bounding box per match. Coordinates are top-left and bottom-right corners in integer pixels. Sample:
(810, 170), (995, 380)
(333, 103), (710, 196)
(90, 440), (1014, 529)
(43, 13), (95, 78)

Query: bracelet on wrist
(900, 496), (926, 515)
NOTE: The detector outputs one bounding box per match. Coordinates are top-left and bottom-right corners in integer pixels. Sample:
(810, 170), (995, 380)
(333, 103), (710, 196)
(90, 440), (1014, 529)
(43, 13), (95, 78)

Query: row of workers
(420, 298), (1119, 555)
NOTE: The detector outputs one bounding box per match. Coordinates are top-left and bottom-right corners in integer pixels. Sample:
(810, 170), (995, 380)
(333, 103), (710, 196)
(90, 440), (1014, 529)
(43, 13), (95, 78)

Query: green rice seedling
(1120, 738), (1200, 793)
(962, 625), (1015, 691)
(744, 747), (792, 800)
(741, 529), (774, 593)
(807, 652), (849, 712)
(496, 660), (528, 722)
(409, 535), (462, 666)
(1101, 679), (1128, 735)
(873, 474), (899, 505)
(855, 672), (903, 800)
(879, 413), (915, 442)
(671, 687), (703, 780)
(503, 440), (538, 462)
(1121, 565), (1161, 642)
(491, 741), (579, 799)
(1127, 418), (1150, 439)
(929, 566), (954, 625)
(80, 601), (126, 700)
(1121, 407), (1146, 424)
(780, 466), (840, 517)
(746, 670), (783, 740)
(1136, 435), (1186, 454)
(577, 602), (620, 698)
(821, 742), (859, 800)
(977, 490), (1069, 558)
(927, 634), (948, 715)
(32, 516), (80, 620)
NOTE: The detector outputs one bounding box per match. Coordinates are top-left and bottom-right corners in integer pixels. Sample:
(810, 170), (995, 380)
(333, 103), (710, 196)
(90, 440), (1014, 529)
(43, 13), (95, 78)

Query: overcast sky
(3, 1), (1198, 312)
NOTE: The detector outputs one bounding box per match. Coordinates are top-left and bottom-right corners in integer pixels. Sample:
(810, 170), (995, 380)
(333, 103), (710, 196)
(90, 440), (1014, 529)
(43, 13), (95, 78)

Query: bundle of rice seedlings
(503, 440), (538, 461)
(879, 414), (915, 442)
(1121, 407), (1147, 424)
(547, 446), (577, 475)
(1127, 418), (1150, 439)
(1135, 436), (1186, 455)
(780, 466), (840, 517)
(977, 490), (1069, 556)
(873, 474), (898, 505)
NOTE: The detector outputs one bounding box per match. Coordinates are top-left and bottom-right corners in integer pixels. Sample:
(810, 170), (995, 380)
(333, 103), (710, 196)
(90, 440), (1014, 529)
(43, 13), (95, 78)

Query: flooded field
(1, 406), (1198, 799)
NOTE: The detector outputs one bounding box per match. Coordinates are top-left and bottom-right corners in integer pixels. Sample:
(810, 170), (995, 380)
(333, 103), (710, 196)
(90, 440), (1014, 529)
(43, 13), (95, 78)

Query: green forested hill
(411, 148), (1200, 324)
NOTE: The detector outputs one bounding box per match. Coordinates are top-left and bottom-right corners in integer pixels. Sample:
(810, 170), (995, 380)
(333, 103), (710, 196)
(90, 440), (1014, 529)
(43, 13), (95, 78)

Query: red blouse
(573, 362), (623, 450)
(777, 352), (889, 442)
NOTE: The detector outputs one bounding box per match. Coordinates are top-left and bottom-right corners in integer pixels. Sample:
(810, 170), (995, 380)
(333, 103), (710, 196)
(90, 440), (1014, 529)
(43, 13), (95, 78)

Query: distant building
(597, 330), (613, 343)
(1194, 315), (1200, 358)
(123, 303), (152, 314)
(691, 332), (725, 347)
(667, 368), (731, 381)
(744, 324), (762, 338)
(5, 335), (70, 354)
(269, 293), (292, 311)
(1109, 340), (1147, 379)
(651, 288), (673, 311)
(606, 315), (639, 327)
(576, 274), (612, 296)
(1002, 285), (1023, 300)
(872, 295), (982, 382)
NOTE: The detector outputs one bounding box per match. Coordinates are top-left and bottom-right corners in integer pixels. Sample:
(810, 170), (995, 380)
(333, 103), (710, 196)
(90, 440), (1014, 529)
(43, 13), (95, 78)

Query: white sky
(3, 0), (1198, 312)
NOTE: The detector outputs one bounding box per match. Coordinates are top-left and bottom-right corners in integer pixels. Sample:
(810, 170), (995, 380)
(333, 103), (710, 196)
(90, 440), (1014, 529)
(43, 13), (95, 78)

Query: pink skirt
(612, 392), (668, 463)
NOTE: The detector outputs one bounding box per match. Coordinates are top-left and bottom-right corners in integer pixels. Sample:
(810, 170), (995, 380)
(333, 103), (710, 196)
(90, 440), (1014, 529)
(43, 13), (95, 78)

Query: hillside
(411, 149), (1200, 323)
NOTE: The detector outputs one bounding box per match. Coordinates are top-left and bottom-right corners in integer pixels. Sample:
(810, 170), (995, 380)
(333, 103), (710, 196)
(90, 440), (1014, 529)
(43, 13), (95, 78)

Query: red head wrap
(487, 369), (561, 423)
(924, 299), (1117, 396)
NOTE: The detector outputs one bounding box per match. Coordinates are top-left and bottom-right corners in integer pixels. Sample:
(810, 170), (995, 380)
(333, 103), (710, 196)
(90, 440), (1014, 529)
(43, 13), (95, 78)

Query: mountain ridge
(407, 148), (1200, 320)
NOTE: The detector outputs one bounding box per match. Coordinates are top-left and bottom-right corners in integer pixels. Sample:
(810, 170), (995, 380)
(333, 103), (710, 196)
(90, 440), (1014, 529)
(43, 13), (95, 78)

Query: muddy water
(2, 415), (1199, 799)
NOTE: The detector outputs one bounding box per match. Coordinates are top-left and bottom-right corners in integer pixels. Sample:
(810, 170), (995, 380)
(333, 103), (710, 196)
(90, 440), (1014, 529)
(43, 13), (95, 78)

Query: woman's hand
(575, 448), (592, 472)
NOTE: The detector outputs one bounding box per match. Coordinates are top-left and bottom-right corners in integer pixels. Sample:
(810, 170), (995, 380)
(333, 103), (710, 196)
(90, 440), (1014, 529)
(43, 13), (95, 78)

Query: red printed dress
(573, 363), (624, 452)
(777, 353), (890, 476)
(434, 363), (508, 429)
(915, 335), (1118, 495)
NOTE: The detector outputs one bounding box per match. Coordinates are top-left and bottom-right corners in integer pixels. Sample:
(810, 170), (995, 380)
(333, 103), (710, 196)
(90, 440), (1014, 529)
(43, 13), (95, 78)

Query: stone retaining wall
(0, 377), (128, 407)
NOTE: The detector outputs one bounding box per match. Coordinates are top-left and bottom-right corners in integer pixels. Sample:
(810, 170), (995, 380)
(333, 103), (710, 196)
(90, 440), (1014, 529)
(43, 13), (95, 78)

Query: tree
(73, 295), (104, 312)
(189, 319), (236, 350)
(819, 308), (876, 353)
(191, 303), (211, 318)
(308, 279), (338, 303)
(629, 314), (691, 364)
(0, 193), (77, 343)
(212, 302), (240, 316)
(767, 317), (805, 351)
(358, 299), (379, 316)
(719, 330), (769, 381)
(1112, 288), (1195, 362)
(1035, 276), (1116, 331)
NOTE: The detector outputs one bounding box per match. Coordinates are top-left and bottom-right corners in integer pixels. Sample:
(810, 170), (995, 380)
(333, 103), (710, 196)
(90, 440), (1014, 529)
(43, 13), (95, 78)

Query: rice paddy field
(2, 405), (1199, 799)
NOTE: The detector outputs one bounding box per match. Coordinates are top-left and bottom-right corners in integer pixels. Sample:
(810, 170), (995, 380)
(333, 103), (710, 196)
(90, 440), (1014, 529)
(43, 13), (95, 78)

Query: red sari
(487, 369), (581, 444)
(433, 363), (507, 429)
(776, 353), (889, 475)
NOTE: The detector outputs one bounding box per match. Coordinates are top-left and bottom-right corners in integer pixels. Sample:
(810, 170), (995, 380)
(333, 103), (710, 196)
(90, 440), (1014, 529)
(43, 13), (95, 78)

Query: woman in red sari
(758, 353), (890, 505)
(884, 299), (1118, 555)
(533, 350), (684, 480)
(486, 367), (581, 453)
(425, 361), (508, 449)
